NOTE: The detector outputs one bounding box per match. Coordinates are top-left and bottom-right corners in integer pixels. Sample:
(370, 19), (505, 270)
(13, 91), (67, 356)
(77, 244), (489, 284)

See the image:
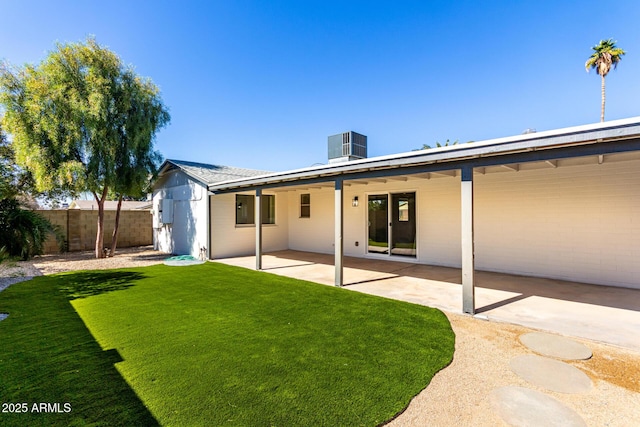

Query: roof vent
(522, 128), (537, 134)
(328, 131), (367, 163)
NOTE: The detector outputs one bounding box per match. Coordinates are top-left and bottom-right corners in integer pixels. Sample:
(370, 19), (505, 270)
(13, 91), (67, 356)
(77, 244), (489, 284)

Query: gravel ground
(1, 246), (639, 426)
(0, 246), (165, 292)
(389, 314), (640, 426)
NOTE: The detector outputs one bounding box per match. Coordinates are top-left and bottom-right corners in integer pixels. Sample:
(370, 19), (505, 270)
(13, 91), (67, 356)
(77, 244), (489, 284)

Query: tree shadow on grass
(58, 271), (147, 299)
(0, 276), (159, 427)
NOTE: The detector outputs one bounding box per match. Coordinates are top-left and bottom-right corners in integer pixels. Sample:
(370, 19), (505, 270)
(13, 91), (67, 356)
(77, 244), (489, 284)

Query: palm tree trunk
(93, 187), (108, 259)
(109, 195), (123, 257)
(600, 74), (606, 122)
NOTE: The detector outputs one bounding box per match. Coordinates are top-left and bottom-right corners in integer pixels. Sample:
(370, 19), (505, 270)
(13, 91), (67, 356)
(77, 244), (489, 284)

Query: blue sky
(1, 1), (639, 171)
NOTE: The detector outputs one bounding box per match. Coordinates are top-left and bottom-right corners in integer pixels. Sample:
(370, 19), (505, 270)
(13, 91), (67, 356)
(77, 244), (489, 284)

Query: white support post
(335, 178), (344, 287)
(255, 189), (262, 270)
(461, 167), (475, 314)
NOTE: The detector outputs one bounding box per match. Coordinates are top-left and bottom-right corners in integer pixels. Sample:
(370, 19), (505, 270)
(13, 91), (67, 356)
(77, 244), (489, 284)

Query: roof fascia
(209, 118), (640, 192)
(210, 135), (640, 194)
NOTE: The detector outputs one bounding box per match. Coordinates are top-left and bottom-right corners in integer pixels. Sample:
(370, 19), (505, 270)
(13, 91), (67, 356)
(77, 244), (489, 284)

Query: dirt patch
(26, 245), (166, 275)
(572, 348), (640, 393)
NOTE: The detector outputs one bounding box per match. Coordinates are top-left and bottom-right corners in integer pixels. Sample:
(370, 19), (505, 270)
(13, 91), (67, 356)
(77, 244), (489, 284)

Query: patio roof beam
(431, 170), (457, 178)
(501, 164), (520, 172)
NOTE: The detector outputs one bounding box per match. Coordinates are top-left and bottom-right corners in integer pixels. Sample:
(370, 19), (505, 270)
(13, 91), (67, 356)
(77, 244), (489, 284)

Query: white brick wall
(474, 159), (640, 289)
(417, 177), (461, 267)
(210, 192), (289, 258)
(288, 189), (335, 254)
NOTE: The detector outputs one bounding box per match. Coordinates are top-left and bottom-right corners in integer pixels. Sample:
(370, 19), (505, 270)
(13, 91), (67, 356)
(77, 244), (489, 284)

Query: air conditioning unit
(328, 131), (367, 163)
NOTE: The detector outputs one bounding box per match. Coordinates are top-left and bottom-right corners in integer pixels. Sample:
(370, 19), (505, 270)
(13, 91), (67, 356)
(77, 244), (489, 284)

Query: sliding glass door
(390, 193), (416, 257)
(367, 195), (389, 254)
(367, 192), (416, 257)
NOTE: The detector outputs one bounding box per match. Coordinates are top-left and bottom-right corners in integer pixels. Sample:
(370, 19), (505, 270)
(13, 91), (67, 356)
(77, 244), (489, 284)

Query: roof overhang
(155, 160), (210, 187)
(209, 117), (640, 194)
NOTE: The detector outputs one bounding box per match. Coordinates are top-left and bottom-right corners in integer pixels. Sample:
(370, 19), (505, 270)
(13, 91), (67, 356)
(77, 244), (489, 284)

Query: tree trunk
(94, 187), (108, 259)
(600, 74), (606, 122)
(109, 195), (123, 257)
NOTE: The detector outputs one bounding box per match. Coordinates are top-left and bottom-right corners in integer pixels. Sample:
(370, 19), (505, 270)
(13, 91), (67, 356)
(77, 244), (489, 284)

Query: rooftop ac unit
(328, 131), (367, 163)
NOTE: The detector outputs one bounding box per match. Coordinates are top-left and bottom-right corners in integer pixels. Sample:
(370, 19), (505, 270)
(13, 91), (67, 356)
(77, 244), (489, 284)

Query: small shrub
(0, 199), (66, 260)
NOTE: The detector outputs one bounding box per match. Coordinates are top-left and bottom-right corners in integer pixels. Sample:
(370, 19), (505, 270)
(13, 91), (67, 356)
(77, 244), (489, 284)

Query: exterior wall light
(352, 196), (359, 207)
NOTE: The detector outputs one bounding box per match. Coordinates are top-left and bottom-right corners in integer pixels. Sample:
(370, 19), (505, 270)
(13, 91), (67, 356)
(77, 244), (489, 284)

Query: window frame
(300, 193), (310, 218)
(236, 194), (255, 225)
(261, 194), (276, 225)
(235, 194), (276, 226)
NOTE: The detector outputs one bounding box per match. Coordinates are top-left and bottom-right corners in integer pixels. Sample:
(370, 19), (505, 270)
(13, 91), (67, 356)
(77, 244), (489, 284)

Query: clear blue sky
(2, 1), (639, 171)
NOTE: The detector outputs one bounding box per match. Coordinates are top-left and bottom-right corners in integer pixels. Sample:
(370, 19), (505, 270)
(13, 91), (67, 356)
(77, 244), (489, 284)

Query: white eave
(208, 117), (640, 193)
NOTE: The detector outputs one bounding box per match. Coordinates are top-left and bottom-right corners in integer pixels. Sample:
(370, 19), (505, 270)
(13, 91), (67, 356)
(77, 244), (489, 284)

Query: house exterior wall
(416, 177), (462, 267)
(342, 178), (462, 267)
(282, 179), (463, 265)
(210, 192), (289, 258)
(209, 156), (639, 290)
(287, 189), (335, 254)
(474, 159), (640, 289)
(345, 158), (640, 289)
(153, 170), (209, 257)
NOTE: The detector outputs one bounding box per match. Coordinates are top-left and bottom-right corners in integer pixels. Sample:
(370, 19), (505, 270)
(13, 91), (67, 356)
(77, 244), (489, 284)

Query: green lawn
(0, 263), (454, 426)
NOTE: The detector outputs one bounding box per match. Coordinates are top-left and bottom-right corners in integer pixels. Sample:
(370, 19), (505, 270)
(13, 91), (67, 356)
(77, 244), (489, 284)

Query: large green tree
(585, 39), (626, 122)
(107, 64), (166, 256)
(0, 38), (170, 258)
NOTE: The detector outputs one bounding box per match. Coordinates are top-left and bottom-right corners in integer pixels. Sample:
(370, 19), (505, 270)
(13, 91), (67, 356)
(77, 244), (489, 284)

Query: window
(300, 193), (310, 218)
(261, 195), (275, 224)
(236, 195), (254, 225)
(235, 194), (276, 225)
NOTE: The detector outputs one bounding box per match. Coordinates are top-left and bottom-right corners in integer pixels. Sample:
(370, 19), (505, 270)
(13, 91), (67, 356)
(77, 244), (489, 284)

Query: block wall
(39, 209), (152, 253)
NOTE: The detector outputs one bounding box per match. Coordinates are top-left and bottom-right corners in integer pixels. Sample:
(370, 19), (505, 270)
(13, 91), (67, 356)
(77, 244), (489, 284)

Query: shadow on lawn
(58, 271), (147, 299)
(0, 276), (159, 427)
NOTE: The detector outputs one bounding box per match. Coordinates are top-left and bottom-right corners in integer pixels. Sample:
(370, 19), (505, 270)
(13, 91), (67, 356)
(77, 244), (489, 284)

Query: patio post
(461, 166), (475, 314)
(335, 177), (344, 286)
(255, 188), (262, 270)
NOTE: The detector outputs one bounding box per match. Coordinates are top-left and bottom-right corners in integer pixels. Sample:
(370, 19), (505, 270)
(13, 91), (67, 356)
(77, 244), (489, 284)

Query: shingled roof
(159, 159), (270, 186)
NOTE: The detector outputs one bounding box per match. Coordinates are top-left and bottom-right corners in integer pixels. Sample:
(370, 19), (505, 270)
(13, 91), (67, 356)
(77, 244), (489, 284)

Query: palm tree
(585, 39), (626, 122)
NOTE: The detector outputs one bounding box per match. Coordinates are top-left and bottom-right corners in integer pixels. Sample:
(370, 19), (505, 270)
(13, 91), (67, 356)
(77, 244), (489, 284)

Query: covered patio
(209, 118), (640, 322)
(215, 250), (640, 352)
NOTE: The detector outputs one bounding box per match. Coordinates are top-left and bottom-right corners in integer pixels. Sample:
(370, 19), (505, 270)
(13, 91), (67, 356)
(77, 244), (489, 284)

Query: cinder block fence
(39, 210), (152, 254)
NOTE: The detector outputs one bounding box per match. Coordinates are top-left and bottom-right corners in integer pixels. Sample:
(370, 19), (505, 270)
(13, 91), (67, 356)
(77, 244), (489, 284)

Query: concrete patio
(215, 250), (640, 352)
